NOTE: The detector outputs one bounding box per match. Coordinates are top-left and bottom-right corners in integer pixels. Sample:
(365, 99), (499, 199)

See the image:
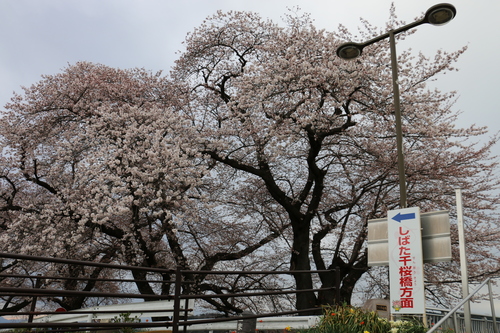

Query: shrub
(388, 319), (426, 333)
(301, 305), (426, 333)
(111, 312), (142, 333)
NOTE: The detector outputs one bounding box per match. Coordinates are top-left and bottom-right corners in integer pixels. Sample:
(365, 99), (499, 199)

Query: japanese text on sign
(388, 207), (425, 315)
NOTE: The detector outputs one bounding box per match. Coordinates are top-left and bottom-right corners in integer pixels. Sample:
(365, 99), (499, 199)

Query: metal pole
(488, 279), (498, 333)
(456, 188), (472, 333)
(427, 278), (489, 333)
(172, 266), (182, 333)
(27, 276), (42, 323)
(335, 267), (341, 305)
(389, 31), (407, 209)
(453, 312), (459, 332)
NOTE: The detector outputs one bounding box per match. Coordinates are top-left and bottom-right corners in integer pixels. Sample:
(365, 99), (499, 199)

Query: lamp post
(336, 3), (456, 209)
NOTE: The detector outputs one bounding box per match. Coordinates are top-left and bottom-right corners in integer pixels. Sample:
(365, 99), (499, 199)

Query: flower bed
(300, 305), (427, 333)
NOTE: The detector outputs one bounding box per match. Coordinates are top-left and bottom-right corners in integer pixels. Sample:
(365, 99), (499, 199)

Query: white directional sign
(367, 210), (451, 266)
(387, 207), (425, 315)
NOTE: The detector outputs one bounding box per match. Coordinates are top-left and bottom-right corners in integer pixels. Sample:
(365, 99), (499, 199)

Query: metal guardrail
(427, 308), (500, 333)
(4, 252), (498, 333)
(0, 252), (336, 333)
(427, 278), (499, 333)
(147, 316), (321, 331)
(33, 299), (194, 324)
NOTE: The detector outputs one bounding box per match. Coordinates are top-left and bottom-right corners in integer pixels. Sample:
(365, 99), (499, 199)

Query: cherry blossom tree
(0, 62), (293, 314)
(171, 9), (500, 311)
(0, 62), (187, 310)
(1, 8), (499, 316)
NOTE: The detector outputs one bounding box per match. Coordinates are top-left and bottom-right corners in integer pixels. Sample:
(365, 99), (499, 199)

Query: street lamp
(336, 3), (456, 209)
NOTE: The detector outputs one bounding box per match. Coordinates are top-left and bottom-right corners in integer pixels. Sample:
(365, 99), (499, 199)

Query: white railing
(427, 278), (499, 333)
(34, 299), (194, 324)
(427, 308), (500, 333)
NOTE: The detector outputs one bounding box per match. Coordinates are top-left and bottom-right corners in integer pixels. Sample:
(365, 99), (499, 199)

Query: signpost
(367, 208), (452, 318)
(367, 210), (451, 266)
(387, 207), (425, 315)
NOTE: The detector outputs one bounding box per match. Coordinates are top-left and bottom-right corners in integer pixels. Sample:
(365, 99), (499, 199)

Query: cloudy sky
(0, 0), (499, 314)
(1, 0), (499, 137)
(1, 0), (498, 137)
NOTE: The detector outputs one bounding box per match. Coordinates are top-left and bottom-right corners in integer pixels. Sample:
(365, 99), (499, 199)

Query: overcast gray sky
(0, 0), (499, 314)
(1, 0), (498, 139)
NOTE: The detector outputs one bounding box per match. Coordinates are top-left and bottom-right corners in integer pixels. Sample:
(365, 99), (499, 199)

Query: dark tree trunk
(316, 266), (368, 306)
(290, 220), (319, 314)
(339, 258), (368, 303)
(132, 270), (156, 296)
(317, 269), (340, 306)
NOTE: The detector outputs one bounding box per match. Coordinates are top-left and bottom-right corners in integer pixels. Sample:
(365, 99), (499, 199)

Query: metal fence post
(453, 312), (459, 332)
(489, 279), (498, 333)
(335, 267), (341, 305)
(172, 266), (182, 333)
(27, 275), (42, 323)
(237, 312), (256, 333)
(456, 188), (472, 333)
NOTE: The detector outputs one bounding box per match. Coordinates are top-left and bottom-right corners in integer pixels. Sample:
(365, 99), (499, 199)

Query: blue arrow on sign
(392, 212), (416, 223)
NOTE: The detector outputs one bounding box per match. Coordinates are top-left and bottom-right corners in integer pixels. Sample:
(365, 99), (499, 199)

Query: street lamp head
(424, 3), (456, 26)
(336, 3), (456, 61)
(336, 42), (364, 60)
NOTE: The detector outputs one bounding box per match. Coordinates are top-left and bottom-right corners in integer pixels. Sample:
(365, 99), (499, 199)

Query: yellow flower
(284, 326), (292, 331)
(364, 331), (370, 333)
